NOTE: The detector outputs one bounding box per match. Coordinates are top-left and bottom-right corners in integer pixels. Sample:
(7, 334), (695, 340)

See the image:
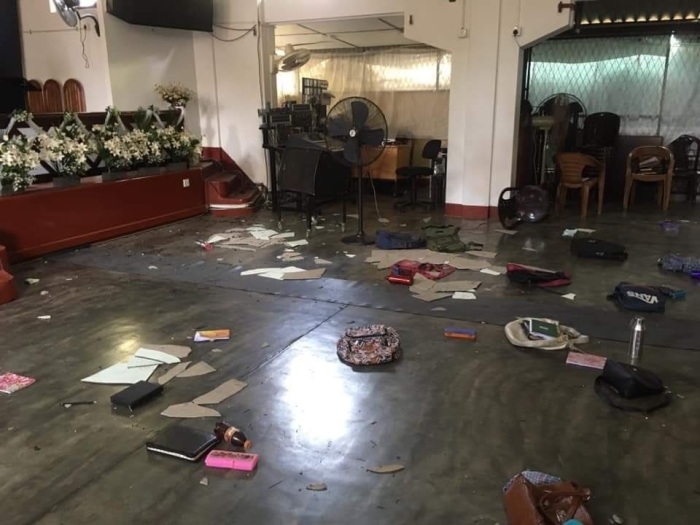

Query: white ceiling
(275, 16), (415, 51)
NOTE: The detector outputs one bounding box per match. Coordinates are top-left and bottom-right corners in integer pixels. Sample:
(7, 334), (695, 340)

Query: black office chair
(395, 139), (442, 211)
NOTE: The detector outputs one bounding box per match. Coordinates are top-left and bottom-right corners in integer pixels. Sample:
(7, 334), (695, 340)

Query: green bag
(422, 224), (467, 253)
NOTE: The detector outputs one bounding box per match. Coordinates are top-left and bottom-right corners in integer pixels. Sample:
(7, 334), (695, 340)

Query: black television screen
(107, 0), (213, 33)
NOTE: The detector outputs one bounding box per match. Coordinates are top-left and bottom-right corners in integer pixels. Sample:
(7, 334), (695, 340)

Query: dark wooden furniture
(0, 165), (210, 263)
(624, 146), (675, 211)
(668, 135), (700, 204)
(63, 79), (86, 113)
(556, 152), (605, 217)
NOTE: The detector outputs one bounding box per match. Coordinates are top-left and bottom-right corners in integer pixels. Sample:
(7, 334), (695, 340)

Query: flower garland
(0, 134), (40, 191)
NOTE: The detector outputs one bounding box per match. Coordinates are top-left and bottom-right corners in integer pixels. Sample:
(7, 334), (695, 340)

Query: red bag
(389, 260), (456, 282)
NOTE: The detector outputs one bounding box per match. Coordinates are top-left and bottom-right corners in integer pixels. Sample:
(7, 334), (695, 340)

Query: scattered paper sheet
(194, 330), (230, 342)
(315, 225), (325, 230)
(433, 281), (481, 293)
(495, 229), (517, 236)
(0, 373), (36, 394)
(378, 218), (390, 224)
(562, 228), (596, 238)
(281, 256), (304, 262)
(487, 265), (507, 275)
(413, 292), (452, 302)
(161, 402), (221, 418)
(431, 307), (447, 312)
(158, 362), (191, 385)
(140, 344), (191, 359)
(176, 361), (216, 378)
(348, 214), (359, 219)
(82, 362), (158, 385)
(281, 268), (326, 280)
(449, 258), (491, 271)
(562, 293), (576, 301)
(192, 378), (248, 405)
(480, 268), (501, 276)
(467, 251), (497, 259)
(257, 267), (306, 280)
(367, 464), (404, 474)
(286, 239), (309, 248)
(522, 247), (537, 252)
(250, 229), (278, 241)
(452, 292), (477, 300)
(148, 266), (158, 270)
(241, 268), (280, 276)
(345, 254), (356, 258)
(134, 348), (181, 364)
(126, 356), (165, 369)
(271, 232), (295, 240)
(206, 234), (230, 244)
(306, 483), (328, 491)
(566, 352), (606, 370)
(314, 258), (333, 265)
(38, 315), (51, 320)
(577, 228), (596, 234)
(25, 278), (40, 285)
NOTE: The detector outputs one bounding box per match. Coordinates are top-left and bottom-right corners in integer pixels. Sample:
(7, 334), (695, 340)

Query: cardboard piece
(140, 344), (192, 359)
(413, 292), (452, 302)
(158, 362), (191, 385)
(135, 348), (181, 364)
(467, 251), (497, 259)
(82, 362), (158, 385)
(432, 280), (481, 293)
(192, 378), (248, 405)
(281, 268), (326, 280)
(448, 258), (491, 271)
(194, 330), (230, 342)
(177, 361), (217, 378)
(271, 232), (296, 240)
(161, 402), (221, 419)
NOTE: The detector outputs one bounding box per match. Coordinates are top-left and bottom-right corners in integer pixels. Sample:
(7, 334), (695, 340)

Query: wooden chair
(25, 80), (47, 114)
(555, 152), (605, 217)
(623, 146), (675, 211)
(43, 79), (64, 113)
(63, 79), (86, 113)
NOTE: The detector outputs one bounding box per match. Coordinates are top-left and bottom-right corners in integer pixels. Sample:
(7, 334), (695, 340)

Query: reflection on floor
(1, 198), (699, 524)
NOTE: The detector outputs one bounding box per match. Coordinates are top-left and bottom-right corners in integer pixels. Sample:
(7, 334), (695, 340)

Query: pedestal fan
(326, 97), (387, 245)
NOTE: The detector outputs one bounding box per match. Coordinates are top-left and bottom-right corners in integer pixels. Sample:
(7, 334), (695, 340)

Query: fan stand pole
(342, 166), (375, 246)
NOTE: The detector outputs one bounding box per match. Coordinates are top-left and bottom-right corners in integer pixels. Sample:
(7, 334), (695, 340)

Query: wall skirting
(444, 203), (499, 220)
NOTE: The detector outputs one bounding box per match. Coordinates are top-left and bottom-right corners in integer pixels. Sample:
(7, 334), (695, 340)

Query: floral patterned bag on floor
(336, 325), (402, 366)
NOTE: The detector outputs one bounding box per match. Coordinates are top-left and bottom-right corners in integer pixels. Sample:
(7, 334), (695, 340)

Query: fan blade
(327, 117), (352, 138)
(343, 138), (360, 165)
(358, 128), (384, 147)
(351, 101), (369, 129)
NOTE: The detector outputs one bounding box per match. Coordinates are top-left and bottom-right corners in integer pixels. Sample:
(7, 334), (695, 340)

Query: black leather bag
(601, 360), (665, 398)
(571, 238), (628, 261)
(608, 283), (666, 312)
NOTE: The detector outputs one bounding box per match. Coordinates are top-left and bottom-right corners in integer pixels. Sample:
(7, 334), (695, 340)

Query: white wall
(19, 0), (112, 111)
(261, 0), (404, 24)
(103, 13), (201, 135)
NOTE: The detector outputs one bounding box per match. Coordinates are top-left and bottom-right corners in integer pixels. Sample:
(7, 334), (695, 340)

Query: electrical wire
(365, 166), (385, 221)
(213, 24), (256, 32)
(79, 23), (90, 68)
(211, 26), (256, 42)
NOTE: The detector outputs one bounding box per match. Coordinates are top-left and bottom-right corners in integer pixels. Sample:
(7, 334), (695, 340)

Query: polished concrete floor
(1, 198), (699, 524)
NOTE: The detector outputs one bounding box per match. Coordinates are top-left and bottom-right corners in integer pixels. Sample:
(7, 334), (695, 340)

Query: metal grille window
(528, 35), (700, 139)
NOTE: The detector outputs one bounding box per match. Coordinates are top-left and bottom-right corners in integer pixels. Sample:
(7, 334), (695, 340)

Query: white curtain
(276, 46), (451, 140)
(528, 35), (700, 141)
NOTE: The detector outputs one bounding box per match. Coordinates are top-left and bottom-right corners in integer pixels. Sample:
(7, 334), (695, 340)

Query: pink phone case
(205, 450), (259, 471)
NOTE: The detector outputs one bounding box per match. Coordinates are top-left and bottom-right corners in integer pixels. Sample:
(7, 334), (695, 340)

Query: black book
(110, 381), (163, 410)
(146, 426), (220, 462)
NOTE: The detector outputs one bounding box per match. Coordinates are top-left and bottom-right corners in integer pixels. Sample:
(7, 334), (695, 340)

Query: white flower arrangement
(0, 134), (40, 191)
(9, 109), (33, 123)
(155, 83), (196, 108)
(156, 126), (201, 163)
(38, 128), (92, 178)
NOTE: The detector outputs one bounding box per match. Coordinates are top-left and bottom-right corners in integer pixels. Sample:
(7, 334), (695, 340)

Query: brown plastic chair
(555, 152), (605, 217)
(624, 146), (675, 211)
(63, 79), (86, 113)
(25, 80), (47, 114)
(43, 79), (64, 113)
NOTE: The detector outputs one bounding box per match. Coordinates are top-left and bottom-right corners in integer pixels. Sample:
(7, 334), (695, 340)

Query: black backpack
(571, 238), (628, 261)
(594, 360), (670, 413)
(608, 283), (666, 312)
